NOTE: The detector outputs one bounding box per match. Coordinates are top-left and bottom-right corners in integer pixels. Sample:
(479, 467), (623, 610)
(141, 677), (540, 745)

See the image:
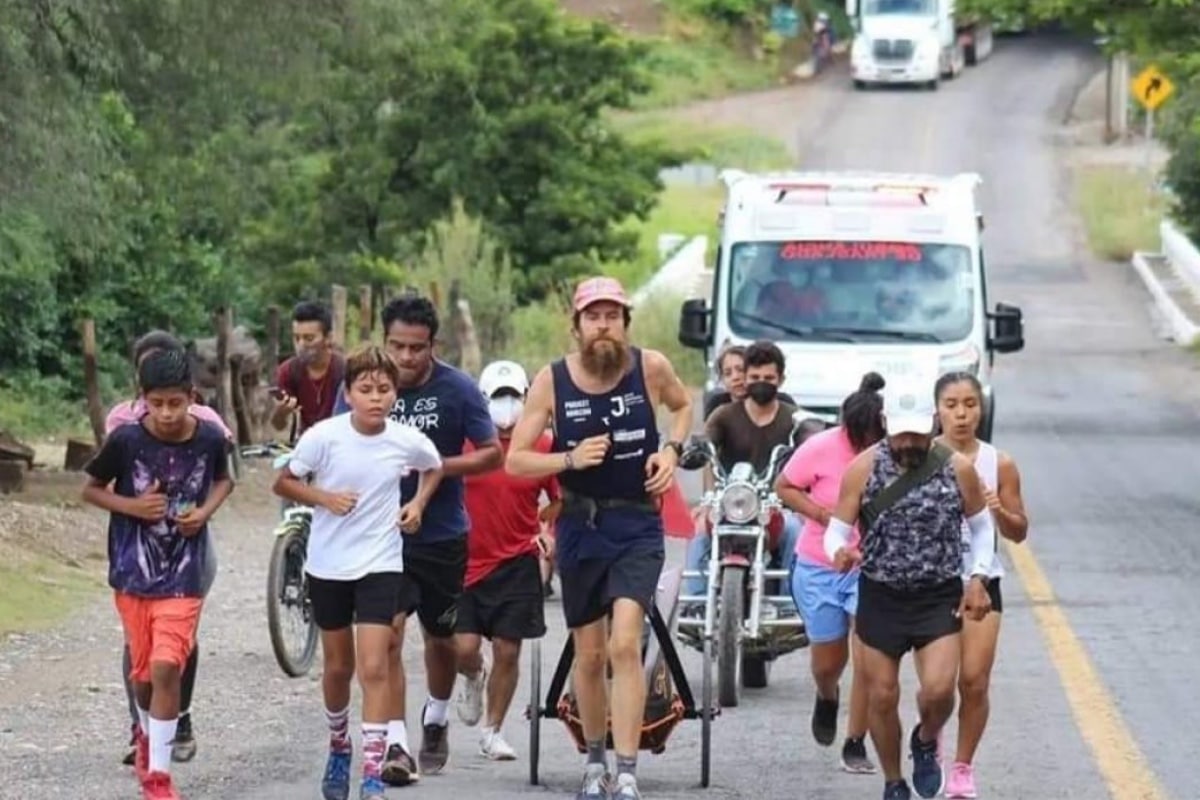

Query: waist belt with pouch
(561, 488), (657, 527)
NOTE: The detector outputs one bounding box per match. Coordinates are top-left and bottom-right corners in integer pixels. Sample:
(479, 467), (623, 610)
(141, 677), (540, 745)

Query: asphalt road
(2, 34), (1191, 800)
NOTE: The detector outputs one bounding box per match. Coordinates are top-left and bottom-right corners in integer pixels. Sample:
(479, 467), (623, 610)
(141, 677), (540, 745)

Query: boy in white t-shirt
(273, 344), (443, 800)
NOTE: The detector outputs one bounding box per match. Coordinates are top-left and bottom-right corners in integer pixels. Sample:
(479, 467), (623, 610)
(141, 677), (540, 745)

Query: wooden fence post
(213, 307), (242, 474)
(358, 284), (372, 342)
(330, 285), (348, 350)
(265, 304), (280, 380)
(81, 319), (106, 446)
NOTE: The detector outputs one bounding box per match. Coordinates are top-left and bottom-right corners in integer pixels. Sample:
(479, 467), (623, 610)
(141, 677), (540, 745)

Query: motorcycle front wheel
(266, 522), (318, 677)
(717, 566), (746, 707)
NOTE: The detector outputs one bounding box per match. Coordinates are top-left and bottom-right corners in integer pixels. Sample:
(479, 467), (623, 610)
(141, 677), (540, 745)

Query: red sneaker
(134, 729), (150, 782)
(141, 770), (182, 800)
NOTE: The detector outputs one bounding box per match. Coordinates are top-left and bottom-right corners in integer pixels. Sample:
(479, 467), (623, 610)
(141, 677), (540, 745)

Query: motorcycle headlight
(720, 482), (760, 524)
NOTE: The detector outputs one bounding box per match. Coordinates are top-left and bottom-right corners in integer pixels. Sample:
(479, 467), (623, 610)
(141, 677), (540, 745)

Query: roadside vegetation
(963, 0), (1200, 248)
(1072, 165), (1167, 261)
(0, 0), (810, 444)
(0, 0), (815, 631)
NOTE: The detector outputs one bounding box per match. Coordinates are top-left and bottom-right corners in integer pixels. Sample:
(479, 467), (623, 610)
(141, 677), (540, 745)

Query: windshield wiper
(817, 327), (944, 343)
(730, 310), (857, 342)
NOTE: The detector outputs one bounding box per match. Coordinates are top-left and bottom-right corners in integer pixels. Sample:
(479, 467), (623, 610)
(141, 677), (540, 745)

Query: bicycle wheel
(266, 520), (318, 677)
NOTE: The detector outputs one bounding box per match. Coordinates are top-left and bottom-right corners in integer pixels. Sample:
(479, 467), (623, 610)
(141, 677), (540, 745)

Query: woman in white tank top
(930, 372), (1030, 799)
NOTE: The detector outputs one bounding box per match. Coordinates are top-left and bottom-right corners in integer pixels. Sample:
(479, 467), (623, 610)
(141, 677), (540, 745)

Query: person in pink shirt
(775, 371), (887, 775)
(106, 330), (235, 768)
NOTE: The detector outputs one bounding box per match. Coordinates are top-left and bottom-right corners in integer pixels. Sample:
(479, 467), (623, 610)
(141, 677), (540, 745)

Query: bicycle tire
(266, 521), (318, 677)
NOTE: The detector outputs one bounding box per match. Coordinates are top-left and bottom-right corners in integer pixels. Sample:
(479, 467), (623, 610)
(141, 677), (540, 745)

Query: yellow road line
(1004, 540), (1172, 800)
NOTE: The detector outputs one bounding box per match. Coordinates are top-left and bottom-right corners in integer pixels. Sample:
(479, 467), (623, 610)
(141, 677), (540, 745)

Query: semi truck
(845, 0), (995, 90)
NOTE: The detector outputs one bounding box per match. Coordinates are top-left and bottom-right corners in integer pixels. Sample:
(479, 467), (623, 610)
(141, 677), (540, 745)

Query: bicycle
(240, 442), (319, 678)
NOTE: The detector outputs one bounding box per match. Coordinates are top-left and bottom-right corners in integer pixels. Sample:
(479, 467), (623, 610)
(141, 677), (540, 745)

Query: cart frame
(525, 567), (718, 788)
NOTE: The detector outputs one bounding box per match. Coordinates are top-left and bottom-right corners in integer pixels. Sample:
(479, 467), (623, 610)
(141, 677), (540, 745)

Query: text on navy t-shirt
(334, 360), (497, 542)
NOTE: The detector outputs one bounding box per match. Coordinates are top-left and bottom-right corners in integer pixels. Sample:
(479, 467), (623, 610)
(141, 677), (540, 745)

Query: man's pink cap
(573, 276), (632, 312)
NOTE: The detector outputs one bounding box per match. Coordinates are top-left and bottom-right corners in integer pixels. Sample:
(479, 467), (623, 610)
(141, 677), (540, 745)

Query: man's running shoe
(883, 779), (913, 800)
(456, 666), (487, 726)
(141, 770), (181, 800)
(171, 713), (197, 763)
(944, 761), (978, 798)
(380, 743), (418, 786)
(419, 706), (450, 774)
(811, 692), (839, 746)
(576, 763), (611, 799)
(612, 773), (642, 799)
(321, 747), (351, 800)
(359, 776), (387, 800)
(479, 728), (518, 761)
(841, 735), (877, 774)
(909, 723), (944, 798)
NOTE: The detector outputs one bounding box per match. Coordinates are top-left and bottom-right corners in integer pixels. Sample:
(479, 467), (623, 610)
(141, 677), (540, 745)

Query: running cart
(525, 566), (718, 788)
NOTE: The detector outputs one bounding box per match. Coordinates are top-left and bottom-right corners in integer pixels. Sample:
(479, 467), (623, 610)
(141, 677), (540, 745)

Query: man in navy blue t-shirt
(333, 295), (502, 783)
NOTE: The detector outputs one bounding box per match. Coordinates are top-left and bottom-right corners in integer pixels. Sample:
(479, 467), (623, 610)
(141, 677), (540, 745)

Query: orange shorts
(114, 593), (203, 683)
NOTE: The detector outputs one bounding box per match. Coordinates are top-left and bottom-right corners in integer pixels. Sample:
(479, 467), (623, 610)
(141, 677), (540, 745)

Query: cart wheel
(528, 638), (542, 786)
(700, 635), (713, 788)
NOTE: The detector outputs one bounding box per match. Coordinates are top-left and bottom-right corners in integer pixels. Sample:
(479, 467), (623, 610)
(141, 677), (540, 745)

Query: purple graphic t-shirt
(85, 421), (231, 598)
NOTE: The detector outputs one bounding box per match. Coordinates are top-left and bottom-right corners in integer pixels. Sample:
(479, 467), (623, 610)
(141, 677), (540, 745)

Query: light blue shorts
(790, 559), (859, 644)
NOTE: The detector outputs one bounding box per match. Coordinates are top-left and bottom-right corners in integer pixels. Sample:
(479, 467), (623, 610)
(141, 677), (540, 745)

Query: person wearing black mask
(682, 340), (802, 607)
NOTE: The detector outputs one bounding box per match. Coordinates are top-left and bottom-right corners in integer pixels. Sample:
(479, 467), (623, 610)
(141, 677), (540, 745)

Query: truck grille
(872, 38), (914, 62)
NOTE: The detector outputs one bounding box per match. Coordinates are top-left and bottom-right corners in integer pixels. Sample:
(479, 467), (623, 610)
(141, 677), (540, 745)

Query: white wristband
(823, 517), (853, 562)
(965, 507), (997, 577)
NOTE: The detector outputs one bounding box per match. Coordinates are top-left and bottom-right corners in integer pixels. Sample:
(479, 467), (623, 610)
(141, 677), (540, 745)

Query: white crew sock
(424, 696), (450, 726)
(386, 719), (410, 752)
(148, 716), (178, 774)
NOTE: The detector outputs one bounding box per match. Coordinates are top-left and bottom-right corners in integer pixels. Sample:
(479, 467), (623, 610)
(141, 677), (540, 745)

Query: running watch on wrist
(662, 440), (683, 458)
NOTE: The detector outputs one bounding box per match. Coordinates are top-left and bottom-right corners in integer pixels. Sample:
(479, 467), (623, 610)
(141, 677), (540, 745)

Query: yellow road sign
(1131, 65), (1174, 111)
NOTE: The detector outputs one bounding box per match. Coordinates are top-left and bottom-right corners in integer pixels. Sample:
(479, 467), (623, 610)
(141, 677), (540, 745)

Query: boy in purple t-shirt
(106, 330), (233, 765)
(84, 350), (234, 800)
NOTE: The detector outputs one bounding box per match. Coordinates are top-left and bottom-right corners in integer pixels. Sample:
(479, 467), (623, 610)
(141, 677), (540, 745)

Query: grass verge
(635, 30), (783, 110)
(1073, 164), (1167, 261)
(0, 382), (94, 444)
(0, 557), (104, 635)
(607, 118), (793, 288)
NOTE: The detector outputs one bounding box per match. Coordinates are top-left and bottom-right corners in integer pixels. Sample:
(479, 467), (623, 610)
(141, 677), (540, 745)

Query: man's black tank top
(551, 347), (660, 501)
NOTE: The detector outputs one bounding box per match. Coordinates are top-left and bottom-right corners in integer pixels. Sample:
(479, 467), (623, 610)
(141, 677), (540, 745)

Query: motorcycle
(676, 408), (831, 708)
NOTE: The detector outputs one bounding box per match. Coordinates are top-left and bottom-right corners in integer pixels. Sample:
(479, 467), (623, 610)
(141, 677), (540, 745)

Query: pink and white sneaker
(944, 761), (978, 799)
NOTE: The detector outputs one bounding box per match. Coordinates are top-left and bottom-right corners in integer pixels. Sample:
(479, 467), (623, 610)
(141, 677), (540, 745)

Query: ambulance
(677, 170), (1024, 441)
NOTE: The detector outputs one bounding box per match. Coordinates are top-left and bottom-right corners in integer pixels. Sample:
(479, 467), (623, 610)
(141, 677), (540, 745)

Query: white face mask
(488, 396), (523, 430)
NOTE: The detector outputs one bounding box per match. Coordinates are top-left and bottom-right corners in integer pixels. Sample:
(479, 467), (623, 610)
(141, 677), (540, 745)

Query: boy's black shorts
(307, 571), (404, 630)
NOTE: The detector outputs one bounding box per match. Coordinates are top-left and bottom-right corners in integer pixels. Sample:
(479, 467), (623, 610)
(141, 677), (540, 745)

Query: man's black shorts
(856, 575), (963, 659)
(559, 546), (666, 630)
(397, 537), (467, 638)
(308, 571), (404, 631)
(455, 554), (546, 641)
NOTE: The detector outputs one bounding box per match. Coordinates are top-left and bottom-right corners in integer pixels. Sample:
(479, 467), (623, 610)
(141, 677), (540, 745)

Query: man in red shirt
(454, 359), (560, 761)
(270, 300), (345, 441)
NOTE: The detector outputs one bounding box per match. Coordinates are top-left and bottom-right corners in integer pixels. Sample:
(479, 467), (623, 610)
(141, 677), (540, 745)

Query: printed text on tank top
(550, 347), (659, 502)
(961, 441), (1005, 579)
(860, 440), (965, 590)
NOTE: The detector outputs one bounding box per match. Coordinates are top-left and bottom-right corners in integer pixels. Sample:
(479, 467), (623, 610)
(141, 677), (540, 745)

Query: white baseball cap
(882, 377), (937, 435)
(479, 360), (529, 398)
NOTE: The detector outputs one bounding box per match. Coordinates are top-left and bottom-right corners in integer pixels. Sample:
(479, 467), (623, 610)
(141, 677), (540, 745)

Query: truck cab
(677, 170), (1024, 442)
(846, 0), (994, 89)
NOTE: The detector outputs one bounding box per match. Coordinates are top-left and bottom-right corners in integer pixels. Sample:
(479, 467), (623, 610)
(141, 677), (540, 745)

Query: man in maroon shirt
(453, 359), (560, 760)
(270, 301), (345, 441)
